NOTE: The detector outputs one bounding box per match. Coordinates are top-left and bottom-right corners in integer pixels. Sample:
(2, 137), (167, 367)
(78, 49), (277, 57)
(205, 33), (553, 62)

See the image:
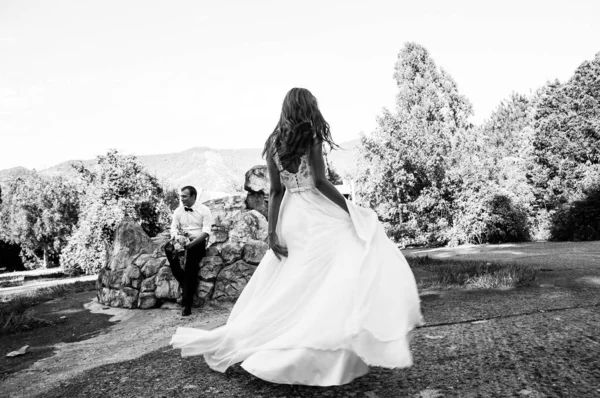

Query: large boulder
(244, 165), (269, 219)
(96, 184), (270, 309)
(106, 218), (153, 272)
(244, 165), (270, 195)
(96, 221), (171, 309)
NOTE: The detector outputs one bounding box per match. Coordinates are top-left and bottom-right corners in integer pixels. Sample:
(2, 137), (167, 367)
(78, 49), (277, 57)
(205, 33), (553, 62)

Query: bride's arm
(266, 152), (288, 259)
(310, 142), (349, 214)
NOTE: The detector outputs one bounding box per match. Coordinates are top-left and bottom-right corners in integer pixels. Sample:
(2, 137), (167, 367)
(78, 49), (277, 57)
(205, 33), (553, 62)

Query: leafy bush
(383, 221), (420, 248)
(162, 187), (181, 212)
(483, 194), (530, 243)
(60, 150), (173, 275)
(60, 200), (125, 275)
(452, 189), (530, 245)
(550, 184), (600, 241)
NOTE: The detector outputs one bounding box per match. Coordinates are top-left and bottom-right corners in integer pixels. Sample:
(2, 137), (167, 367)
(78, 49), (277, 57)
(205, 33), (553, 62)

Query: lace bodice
(274, 153), (316, 193)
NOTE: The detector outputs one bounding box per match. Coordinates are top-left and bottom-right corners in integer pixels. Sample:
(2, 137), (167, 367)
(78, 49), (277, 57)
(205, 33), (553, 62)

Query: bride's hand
(269, 232), (288, 260)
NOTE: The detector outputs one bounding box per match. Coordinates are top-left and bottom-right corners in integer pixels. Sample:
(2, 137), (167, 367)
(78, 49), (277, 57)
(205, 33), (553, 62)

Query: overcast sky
(1, 0), (599, 170)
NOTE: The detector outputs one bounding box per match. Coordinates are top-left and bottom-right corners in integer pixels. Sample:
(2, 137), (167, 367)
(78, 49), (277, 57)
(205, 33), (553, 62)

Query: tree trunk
(43, 244), (59, 268)
(43, 245), (49, 268)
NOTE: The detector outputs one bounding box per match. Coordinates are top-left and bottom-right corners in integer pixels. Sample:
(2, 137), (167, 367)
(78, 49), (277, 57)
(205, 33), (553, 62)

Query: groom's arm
(186, 233), (208, 249)
(186, 206), (213, 249)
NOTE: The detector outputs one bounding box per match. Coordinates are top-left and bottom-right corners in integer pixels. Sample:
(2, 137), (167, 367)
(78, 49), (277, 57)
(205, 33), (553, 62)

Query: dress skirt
(170, 188), (423, 386)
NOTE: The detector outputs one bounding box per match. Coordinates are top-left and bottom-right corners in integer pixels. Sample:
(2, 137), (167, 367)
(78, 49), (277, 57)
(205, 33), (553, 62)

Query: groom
(165, 186), (213, 316)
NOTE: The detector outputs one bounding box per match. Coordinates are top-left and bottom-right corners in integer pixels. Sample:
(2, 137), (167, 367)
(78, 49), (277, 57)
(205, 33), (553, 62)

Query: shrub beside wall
(550, 185), (600, 241)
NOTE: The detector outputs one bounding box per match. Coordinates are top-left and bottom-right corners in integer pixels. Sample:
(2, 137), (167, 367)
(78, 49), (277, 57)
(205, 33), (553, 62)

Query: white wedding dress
(170, 152), (424, 386)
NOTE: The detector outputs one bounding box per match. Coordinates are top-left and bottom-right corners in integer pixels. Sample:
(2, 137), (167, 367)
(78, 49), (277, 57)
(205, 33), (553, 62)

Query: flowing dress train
(170, 153), (424, 386)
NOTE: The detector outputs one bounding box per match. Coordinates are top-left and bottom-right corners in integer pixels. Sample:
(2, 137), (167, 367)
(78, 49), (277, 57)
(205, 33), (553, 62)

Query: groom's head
(180, 186), (197, 207)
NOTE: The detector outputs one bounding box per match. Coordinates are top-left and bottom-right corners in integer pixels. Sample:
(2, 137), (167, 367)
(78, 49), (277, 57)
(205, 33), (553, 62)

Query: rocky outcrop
(96, 192), (270, 309)
(244, 165), (269, 219)
(96, 219), (171, 309)
(198, 196), (269, 303)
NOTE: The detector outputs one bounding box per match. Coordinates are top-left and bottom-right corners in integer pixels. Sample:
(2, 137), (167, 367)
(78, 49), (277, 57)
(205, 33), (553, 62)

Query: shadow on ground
(42, 304), (600, 398)
(0, 291), (114, 380)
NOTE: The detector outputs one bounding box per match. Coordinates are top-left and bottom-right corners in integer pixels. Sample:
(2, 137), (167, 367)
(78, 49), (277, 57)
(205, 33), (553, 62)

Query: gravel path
(1, 241), (599, 398)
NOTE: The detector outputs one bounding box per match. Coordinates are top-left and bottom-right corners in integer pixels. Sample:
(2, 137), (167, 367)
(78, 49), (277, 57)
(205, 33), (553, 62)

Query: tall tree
(464, 93), (536, 206)
(0, 171), (80, 267)
(356, 42), (473, 246)
(450, 92), (536, 244)
(532, 52), (600, 209)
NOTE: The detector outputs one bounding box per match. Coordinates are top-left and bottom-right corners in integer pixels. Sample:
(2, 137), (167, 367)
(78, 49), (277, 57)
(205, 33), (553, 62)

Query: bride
(170, 87), (423, 386)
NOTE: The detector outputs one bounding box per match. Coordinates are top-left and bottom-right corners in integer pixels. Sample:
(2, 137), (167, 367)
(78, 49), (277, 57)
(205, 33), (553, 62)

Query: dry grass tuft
(408, 256), (537, 290)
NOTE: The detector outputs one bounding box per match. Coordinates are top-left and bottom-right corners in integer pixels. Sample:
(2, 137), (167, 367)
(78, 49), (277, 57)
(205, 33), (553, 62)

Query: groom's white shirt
(170, 202), (213, 240)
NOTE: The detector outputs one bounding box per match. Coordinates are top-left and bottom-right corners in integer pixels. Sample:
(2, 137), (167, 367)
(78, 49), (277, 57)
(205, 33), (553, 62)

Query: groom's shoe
(181, 306), (192, 317)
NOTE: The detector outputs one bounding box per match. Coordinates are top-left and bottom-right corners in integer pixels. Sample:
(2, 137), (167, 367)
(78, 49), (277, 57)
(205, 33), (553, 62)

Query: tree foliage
(549, 182), (600, 241)
(356, 44), (599, 246)
(0, 171), (80, 267)
(449, 92), (538, 244)
(532, 53), (600, 209)
(325, 156), (344, 185)
(356, 42), (473, 246)
(60, 150), (173, 274)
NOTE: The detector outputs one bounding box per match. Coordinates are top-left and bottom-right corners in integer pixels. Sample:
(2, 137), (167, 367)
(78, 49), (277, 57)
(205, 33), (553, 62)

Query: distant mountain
(42, 147), (265, 202)
(0, 140), (361, 201)
(0, 166), (30, 186)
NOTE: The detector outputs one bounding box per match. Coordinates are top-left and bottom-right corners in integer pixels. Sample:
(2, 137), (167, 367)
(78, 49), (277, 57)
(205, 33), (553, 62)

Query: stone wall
(96, 165), (270, 309)
(244, 165), (269, 220)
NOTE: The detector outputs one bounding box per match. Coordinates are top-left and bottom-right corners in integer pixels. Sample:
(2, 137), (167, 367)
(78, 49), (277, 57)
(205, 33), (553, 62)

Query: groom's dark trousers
(165, 243), (206, 308)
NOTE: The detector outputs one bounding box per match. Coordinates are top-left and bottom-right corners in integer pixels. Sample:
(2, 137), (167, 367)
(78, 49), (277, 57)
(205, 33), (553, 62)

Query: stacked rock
(243, 165), (269, 220)
(96, 165), (270, 309)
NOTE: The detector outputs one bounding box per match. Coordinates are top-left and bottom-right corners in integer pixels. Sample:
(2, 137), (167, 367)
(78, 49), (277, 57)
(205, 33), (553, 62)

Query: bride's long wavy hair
(262, 88), (338, 169)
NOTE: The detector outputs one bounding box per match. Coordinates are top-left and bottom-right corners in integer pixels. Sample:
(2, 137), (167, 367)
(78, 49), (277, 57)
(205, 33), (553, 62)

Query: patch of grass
(0, 280), (96, 335)
(408, 256), (537, 289)
(2, 267), (65, 279)
(1, 308), (53, 335)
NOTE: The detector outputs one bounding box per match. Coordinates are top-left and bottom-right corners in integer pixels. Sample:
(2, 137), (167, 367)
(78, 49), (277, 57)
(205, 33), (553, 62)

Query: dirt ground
(1, 241), (599, 398)
(0, 290), (114, 380)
